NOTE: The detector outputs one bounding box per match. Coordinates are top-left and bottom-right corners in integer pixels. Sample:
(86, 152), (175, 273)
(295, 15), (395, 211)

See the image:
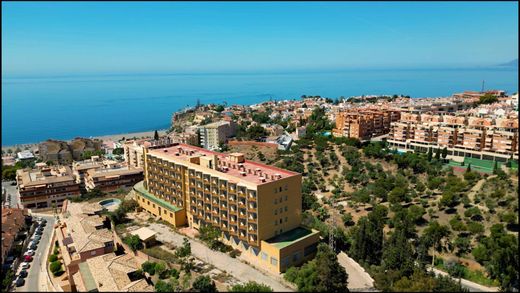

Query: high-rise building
(198, 121), (237, 150)
(133, 142), (319, 273)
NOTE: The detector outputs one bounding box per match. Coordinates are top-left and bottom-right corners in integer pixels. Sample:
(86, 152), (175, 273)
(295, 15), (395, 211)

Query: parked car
(19, 270), (28, 278)
(36, 217), (42, 221)
(29, 244), (38, 250)
(20, 262), (30, 269)
(24, 250), (35, 256)
(24, 255), (33, 262)
(35, 230), (43, 235)
(39, 221), (47, 227)
(10, 182), (16, 186)
(15, 277), (25, 287)
(40, 219), (47, 224)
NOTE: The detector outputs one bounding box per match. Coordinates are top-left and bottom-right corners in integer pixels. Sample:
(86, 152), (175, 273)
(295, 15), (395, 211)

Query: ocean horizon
(2, 67), (518, 146)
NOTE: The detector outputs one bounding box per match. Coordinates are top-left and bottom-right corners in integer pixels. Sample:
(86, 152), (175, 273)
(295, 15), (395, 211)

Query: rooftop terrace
(263, 227), (319, 249)
(147, 143), (299, 185)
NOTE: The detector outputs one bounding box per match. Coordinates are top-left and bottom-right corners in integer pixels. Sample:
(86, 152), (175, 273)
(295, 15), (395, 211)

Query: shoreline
(2, 129), (168, 152)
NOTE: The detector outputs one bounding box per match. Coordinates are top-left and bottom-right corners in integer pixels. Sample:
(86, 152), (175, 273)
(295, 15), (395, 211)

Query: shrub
(229, 249), (241, 258)
(48, 254), (58, 262)
(53, 247), (59, 255)
(230, 281), (273, 292)
(53, 269), (65, 277)
(141, 261), (157, 275)
(192, 275), (217, 292)
(50, 261), (62, 273)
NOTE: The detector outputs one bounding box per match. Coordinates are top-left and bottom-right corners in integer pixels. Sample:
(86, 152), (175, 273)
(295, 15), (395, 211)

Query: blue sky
(2, 1), (518, 76)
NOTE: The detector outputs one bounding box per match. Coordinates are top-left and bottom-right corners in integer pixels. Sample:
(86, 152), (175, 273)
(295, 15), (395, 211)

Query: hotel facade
(133, 141), (319, 273)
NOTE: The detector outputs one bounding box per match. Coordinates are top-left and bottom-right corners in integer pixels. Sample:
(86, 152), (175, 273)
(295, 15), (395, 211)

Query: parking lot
(2, 180), (20, 208)
(13, 214), (56, 292)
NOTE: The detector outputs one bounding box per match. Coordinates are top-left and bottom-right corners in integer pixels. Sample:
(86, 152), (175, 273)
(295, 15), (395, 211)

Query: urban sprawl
(2, 90), (518, 292)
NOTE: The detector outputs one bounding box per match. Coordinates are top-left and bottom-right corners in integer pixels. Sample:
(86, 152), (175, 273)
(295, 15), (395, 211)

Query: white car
(24, 250), (35, 256)
(20, 262), (30, 269)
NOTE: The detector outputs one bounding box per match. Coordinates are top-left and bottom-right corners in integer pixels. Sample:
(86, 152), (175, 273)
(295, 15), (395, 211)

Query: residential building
(55, 201), (115, 291)
(134, 143), (319, 273)
(84, 165), (144, 193)
(198, 121), (237, 150)
(16, 164), (81, 209)
(72, 253), (153, 292)
(16, 150), (35, 161)
(1, 207), (30, 267)
(387, 113), (519, 161)
(169, 132), (199, 146)
(72, 156), (108, 191)
(333, 109), (401, 140)
(123, 139), (151, 169)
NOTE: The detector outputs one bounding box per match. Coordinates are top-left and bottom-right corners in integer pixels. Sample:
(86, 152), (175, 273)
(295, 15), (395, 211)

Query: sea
(2, 67), (518, 146)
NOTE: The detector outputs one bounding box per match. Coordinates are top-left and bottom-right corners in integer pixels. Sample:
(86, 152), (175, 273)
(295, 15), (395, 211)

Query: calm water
(2, 68), (517, 146)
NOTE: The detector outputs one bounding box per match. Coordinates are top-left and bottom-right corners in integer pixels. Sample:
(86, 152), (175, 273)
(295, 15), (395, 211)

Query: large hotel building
(133, 141), (319, 273)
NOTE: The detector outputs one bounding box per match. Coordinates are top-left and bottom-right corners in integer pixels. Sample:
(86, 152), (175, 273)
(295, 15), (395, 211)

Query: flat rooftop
(263, 227), (319, 249)
(147, 143), (299, 185)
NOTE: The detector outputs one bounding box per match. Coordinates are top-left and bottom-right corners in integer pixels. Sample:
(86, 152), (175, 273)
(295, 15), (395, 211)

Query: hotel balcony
(239, 230), (247, 240)
(239, 220), (246, 228)
(247, 203), (257, 212)
(248, 224), (257, 232)
(238, 199), (246, 207)
(239, 209), (247, 218)
(221, 221), (228, 230)
(212, 208), (219, 215)
(229, 206), (237, 215)
(248, 213), (257, 223)
(230, 216), (237, 223)
(229, 226), (238, 235)
(228, 195), (236, 202)
(248, 234), (258, 243)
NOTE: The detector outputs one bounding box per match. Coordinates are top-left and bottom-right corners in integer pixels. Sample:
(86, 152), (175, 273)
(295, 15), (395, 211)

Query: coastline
(1, 129), (168, 152)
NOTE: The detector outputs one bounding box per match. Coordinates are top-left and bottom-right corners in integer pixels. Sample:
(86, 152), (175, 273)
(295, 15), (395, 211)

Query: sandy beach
(2, 129), (168, 153)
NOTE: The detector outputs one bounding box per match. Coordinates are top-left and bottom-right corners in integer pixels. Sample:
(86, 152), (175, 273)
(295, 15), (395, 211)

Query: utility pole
(329, 201), (336, 252)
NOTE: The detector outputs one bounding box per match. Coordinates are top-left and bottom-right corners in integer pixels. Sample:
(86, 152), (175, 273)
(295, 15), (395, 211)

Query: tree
(230, 281), (273, 292)
(192, 275), (217, 292)
(479, 93), (498, 105)
(350, 205), (387, 266)
(427, 147), (433, 162)
(257, 151), (266, 161)
(175, 238), (191, 258)
(141, 261), (157, 275)
(154, 130), (159, 140)
(155, 279), (174, 292)
(422, 221), (451, 267)
(435, 148), (441, 160)
(123, 235), (143, 251)
(466, 163), (471, 172)
(112, 147), (124, 155)
(442, 147), (448, 159)
(492, 161), (499, 174)
(284, 243), (348, 292)
(215, 104), (225, 112)
(382, 228), (415, 277)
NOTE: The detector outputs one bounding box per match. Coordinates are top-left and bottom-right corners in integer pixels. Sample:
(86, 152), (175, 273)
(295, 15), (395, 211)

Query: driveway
(147, 222), (293, 292)
(337, 252), (376, 291)
(14, 214), (56, 292)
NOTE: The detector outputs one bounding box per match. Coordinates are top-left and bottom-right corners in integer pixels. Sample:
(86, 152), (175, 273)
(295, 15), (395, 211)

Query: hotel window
(274, 210), (277, 215)
(274, 188), (277, 194)
(279, 208), (283, 213)
(285, 195), (288, 201)
(274, 199), (277, 204)
(284, 184), (288, 190)
(285, 217), (288, 222)
(285, 206), (288, 212)
(261, 252), (268, 261)
(274, 221), (277, 226)
(279, 219), (282, 224)
(279, 187), (282, 192)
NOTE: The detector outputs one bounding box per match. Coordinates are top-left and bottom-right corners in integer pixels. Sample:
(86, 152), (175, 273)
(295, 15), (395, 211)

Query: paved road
(147, 222), (293, 292)
(337, 252), (376, 291)
(15, 214), (56, 292)
(430, 267), (499, 292)
(2, 180), (20, 208)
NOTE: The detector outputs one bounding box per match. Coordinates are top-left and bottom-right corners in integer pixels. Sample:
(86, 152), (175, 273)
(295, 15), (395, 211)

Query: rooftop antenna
(481, 80), (485, 93)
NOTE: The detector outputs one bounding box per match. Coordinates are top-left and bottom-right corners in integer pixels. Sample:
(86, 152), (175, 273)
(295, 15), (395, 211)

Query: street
(2, 180), (21, 208)
(14, 214), (56, 292)
(430, 267), (499, 292)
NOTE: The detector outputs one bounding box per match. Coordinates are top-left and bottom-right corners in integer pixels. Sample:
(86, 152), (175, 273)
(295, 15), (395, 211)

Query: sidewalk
(147, 222), (293, 292)
(430, 267), (499, 292)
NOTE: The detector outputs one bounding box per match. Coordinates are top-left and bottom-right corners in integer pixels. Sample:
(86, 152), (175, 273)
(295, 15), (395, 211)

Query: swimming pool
(99, 198), (121, 208)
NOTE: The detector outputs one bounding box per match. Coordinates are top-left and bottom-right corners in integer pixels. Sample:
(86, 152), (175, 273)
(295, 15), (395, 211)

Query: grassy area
(434, 259), (499, 287)
(142, 246), (178, 264)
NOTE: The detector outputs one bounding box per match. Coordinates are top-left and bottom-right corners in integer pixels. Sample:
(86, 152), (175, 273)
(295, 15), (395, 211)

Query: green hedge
(48, 254), (58, 262)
